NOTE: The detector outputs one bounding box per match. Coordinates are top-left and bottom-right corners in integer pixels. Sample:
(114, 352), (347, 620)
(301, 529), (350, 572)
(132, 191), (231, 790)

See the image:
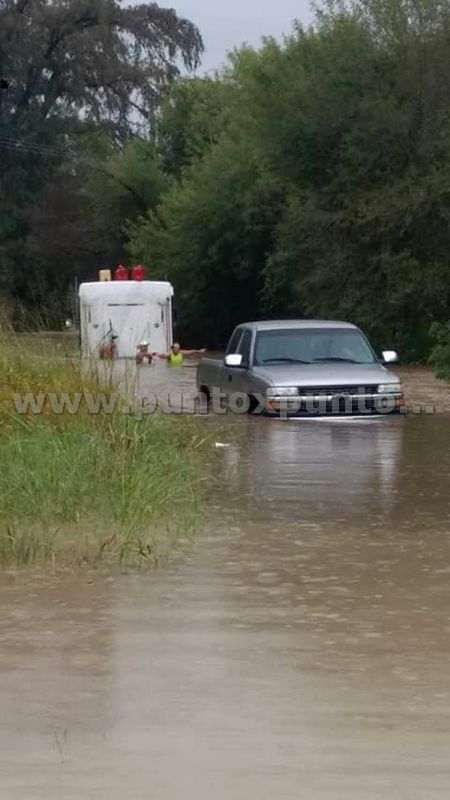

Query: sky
(172, 0), (313, 73)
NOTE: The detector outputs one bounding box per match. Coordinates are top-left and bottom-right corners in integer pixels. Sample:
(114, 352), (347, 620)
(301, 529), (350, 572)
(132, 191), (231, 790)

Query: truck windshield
(254, 329), (377, 366)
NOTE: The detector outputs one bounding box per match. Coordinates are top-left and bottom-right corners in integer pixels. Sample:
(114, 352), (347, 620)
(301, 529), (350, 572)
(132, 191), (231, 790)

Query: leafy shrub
(428, 322), (450, 380)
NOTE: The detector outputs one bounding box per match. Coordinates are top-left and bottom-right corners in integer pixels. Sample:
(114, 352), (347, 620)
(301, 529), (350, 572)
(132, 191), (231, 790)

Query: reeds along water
(0, 329), (209, 566)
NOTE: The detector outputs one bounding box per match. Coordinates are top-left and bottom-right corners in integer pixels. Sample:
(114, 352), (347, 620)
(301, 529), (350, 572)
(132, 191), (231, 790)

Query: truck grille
(298, 385), (379, 396)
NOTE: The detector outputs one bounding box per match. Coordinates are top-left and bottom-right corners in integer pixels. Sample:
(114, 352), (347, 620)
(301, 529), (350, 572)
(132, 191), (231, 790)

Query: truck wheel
(198, 387), (211, 408)
(248, 394), (259, 413)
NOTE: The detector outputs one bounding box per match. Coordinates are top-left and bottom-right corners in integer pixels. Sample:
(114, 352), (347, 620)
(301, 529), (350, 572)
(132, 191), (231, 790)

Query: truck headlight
(266, 387), (299, 398)
(378, 383), (403, 394)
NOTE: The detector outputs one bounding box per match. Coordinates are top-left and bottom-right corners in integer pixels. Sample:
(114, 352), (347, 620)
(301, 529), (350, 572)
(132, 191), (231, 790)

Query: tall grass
(0, 330), (210, 566)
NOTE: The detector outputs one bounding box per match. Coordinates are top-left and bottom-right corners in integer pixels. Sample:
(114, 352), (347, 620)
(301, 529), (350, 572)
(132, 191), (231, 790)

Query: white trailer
(79, 280), (174, 358)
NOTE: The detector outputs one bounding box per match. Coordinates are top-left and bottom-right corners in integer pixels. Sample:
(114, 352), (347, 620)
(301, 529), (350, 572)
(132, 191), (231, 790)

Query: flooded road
(1, 364), (450, 798)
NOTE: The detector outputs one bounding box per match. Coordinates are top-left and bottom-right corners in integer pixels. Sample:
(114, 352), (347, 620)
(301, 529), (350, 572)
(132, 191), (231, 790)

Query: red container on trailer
(132, 264), (145, 282)
(114, 264), (129, 281)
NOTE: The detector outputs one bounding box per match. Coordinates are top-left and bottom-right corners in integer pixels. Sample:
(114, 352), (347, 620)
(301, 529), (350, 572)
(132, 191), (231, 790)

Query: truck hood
(252, 362), (399, 388)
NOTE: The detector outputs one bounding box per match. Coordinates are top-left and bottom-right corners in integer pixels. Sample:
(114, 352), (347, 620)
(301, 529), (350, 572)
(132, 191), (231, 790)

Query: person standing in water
(155, 342), (206, 367)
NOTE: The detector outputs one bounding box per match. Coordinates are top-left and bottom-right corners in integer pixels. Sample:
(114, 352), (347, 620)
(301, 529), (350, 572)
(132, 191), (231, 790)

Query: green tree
(0, 0), (202, 135)
(129, 130), (281, 345)
(157, 77), (233, 177)
(0, 0), (202, 312)
(21, 137), (168, 314)
(129, 0), (450, 356)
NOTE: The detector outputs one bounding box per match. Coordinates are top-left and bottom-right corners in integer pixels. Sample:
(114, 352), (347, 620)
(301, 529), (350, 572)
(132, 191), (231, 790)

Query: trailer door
(82, 302), (105, 357)
(105, 300), (170, 357)
(105, 303), (147, 358)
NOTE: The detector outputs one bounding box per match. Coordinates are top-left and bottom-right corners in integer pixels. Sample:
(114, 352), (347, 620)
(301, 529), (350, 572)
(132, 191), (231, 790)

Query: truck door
(218, 327), (242, 395)
(227, 329), (253, 397)
(220, 327), (251, 397)
(229, 329), (253, 395)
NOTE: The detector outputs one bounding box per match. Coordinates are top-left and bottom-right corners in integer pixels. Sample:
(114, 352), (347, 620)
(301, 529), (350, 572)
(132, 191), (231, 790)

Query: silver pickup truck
(197, 319), (404, 415)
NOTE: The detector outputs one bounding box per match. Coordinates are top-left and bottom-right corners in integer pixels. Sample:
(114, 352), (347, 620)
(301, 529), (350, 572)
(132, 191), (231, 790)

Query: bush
(428, 322), (450, 380)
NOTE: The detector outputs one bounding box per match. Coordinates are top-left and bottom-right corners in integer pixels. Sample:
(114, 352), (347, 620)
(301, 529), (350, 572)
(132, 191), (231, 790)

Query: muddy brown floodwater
(1, 363), (450, 799)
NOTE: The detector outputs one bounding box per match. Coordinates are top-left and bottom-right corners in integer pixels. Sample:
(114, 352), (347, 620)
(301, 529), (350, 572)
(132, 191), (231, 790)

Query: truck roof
(239, 319), (358, 331)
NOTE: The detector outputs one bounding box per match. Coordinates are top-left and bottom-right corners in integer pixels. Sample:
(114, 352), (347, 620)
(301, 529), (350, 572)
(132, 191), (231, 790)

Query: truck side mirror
(224, 354), (243, 368)
(382, 350), (399, 364)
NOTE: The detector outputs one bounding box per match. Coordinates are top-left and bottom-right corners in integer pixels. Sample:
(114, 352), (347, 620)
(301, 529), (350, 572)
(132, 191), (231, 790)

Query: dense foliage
(0, 0), (202, 317)
(428, 322), (450, 380)
(130, 0), (450, 356)
(2, 0), (450, 362)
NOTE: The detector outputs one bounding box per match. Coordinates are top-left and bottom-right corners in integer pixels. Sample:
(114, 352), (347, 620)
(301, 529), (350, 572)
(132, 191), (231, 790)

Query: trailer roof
(79, 281), (174, 300)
